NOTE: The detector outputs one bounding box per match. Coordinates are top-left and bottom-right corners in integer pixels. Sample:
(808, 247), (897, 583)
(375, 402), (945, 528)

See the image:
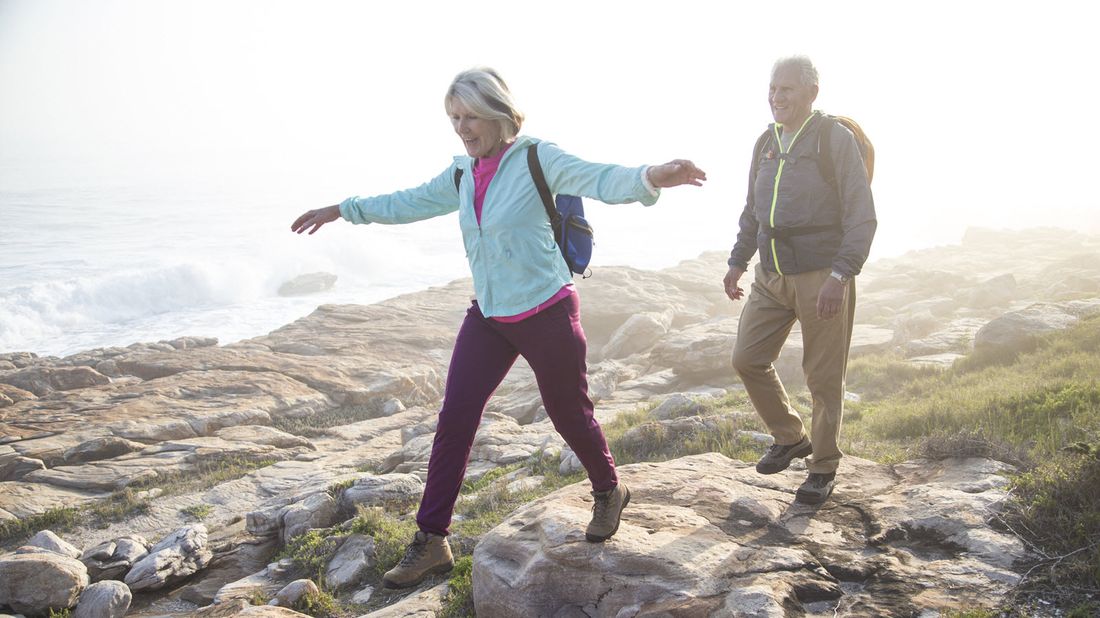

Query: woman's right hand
(291, 205), (341, 235)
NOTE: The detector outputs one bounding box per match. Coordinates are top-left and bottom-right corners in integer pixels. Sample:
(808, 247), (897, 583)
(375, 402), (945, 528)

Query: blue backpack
(453, 143), (595, 277)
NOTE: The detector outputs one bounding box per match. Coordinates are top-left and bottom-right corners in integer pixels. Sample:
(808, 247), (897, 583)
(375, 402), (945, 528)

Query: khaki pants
(732, 264), (855, 474)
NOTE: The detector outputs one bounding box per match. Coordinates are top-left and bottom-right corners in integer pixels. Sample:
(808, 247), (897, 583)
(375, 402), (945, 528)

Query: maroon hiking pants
(415, 292), (618, 536)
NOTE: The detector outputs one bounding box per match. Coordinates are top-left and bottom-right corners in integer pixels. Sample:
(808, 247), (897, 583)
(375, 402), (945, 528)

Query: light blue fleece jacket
(338, 135), (660, 317)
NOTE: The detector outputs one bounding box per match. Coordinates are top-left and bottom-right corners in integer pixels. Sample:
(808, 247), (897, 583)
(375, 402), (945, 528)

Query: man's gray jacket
(729, 112), (876, 278)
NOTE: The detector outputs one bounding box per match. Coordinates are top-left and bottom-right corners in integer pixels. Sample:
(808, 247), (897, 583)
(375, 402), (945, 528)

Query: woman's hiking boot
(795, 471), (837, 504)
(586, 482), (630, 542)
(382, 530), (454, 589)
(755, 436), (812, 474)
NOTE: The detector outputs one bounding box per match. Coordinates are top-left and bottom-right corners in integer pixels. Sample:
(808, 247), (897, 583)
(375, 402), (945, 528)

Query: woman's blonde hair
(445, 67), (524, 141)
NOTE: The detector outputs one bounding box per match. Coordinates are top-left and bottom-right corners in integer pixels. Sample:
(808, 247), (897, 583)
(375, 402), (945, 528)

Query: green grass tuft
(438, 555), (474, 618)
(280, 529), (340, 584)
(0, 507), (81, 545)
(180, 503), (214, 521)
(348, 507), (420, 577)
(293, 589), (340, 617)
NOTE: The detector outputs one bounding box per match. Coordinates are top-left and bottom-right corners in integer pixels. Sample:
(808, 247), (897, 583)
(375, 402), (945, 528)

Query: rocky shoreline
(2, 227), (1099, 616)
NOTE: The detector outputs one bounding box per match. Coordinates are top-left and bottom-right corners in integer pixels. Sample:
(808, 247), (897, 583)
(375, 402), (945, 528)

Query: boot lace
(397, 534), (428, 567)
(591, 490), (612, 520)
(764, 443), (786, 458)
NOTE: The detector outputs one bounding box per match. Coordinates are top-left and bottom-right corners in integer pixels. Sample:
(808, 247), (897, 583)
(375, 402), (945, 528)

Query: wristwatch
(829, 271), (850, 284)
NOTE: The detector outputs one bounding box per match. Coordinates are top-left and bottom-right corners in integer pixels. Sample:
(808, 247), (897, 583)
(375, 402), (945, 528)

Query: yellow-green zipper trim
(768, 112), (817, 275)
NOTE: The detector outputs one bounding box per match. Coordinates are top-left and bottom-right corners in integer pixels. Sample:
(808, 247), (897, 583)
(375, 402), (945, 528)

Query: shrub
(917, 428), (1033, 469)
(294, 589), (340, 618)
(1000, 446), (1100, 606)
(180, 503), (214, 521)
(281, 529), (340, 583)
(438, 556), (474, 618)
(0, 507), (81, 546)
(349, 507), (419, 577)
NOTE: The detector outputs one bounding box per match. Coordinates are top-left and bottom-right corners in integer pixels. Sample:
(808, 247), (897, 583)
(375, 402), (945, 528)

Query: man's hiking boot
(382, 530), (454, 589)
(755, 436), (813, 474)
(796, 471), (837, 504)
(586, 482), (630, 542)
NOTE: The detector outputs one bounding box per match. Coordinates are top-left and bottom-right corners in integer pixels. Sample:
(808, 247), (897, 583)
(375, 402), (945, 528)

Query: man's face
(769, 67), (817, 127)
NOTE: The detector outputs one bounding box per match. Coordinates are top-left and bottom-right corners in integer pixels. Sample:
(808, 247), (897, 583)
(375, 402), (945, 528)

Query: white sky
(1, 0), (1098, 262)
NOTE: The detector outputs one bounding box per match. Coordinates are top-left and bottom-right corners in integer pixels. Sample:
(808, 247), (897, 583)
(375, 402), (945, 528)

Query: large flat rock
(473, 453), (1026, 617)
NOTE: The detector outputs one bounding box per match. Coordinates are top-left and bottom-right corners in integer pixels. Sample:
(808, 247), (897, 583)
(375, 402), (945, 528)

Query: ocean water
(0, 167), (740, 358)
(0, 175), (478, 357)
(2, 150), (984, 359)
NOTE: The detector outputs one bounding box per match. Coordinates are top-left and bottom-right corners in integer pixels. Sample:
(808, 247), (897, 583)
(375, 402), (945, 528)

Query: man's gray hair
(772, 55), (819, 87)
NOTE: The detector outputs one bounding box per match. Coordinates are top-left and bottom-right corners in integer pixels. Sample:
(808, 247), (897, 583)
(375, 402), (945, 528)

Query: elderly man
(724, 56), (876, 504)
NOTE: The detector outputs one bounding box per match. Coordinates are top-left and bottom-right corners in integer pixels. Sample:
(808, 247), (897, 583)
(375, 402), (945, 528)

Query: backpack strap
(525, 143), (563, 240)
(747, 129), (772, 209)
(453, 167), (463, 192)
(816, 115), (839, 191)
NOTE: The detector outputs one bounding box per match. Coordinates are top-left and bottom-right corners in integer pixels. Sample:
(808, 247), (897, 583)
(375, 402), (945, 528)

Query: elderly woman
(292, 67), (706, 589)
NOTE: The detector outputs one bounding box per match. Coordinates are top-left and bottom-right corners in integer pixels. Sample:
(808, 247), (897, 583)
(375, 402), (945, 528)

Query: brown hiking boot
(586, 482), (630, 542)
(382, 530), (454, 589)
(755, 436), (813, 474)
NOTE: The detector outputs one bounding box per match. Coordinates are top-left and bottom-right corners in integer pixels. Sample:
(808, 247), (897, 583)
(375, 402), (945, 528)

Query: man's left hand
(816, 277), (846, 320)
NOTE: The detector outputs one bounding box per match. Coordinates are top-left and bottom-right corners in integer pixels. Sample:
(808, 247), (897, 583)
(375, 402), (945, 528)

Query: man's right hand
(724, 266), (746, 301)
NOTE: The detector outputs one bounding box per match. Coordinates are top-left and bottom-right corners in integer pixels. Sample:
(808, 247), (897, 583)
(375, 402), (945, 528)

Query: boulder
(26, 529), (82, 559)
(0, 383), (36, 406)
(904, 318), (986, 357)
(0, 452), (46, 481)
(270, 578), (320, 607)
(178, 534), (278, 606)
(339, 473), (424, 511)
(974, 302), (1082, 352)
(650, 317), (739, 382)
(650, 393), (709, 420)
(324, 535), (376, 591)
(964, 273), (1017, 309)
(277, 272), (337, 296)
(0, 552), (89, 615)
(72, 580), (131, 618)
(280, 492), (339, 543)
(124, 525), (213, 591)
(600, 311), (672, 359)
(81, 535), (149, 582)
(63, 436), (145, 464)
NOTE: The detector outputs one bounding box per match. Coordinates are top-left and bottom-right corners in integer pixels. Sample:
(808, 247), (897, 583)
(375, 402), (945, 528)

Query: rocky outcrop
(473, 453), (1027, 617)
(124, 524), (213, 591)
(3, 229), (1098, 616)
(81, 535), (149, 582)
(359, 581), (449, 617)
(0, 551), (89, 614)
(974, 299), (1100, 352)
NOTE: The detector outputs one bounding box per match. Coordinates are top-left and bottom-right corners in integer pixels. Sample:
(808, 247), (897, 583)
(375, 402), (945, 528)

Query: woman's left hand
(647, 160), (707, 188)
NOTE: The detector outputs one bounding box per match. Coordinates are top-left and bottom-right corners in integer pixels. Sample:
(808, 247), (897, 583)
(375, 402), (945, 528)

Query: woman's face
(449, 99), (505, 159)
